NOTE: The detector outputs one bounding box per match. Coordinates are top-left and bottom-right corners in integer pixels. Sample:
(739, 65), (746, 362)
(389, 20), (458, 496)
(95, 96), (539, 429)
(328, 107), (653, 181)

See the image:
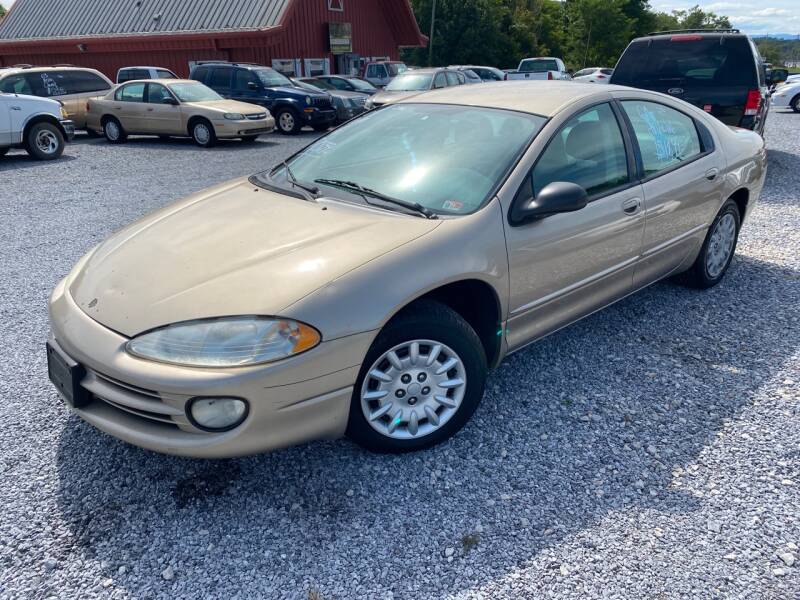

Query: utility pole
(428, 0), (437, 67)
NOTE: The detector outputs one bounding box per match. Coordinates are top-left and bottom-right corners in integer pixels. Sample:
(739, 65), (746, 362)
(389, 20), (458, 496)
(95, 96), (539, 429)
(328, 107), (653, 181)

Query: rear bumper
(48, 277), (375, 458)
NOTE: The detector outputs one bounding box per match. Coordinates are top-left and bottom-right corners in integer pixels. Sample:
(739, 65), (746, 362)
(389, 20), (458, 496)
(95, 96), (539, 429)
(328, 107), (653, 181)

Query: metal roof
(0, 0), (291, 41)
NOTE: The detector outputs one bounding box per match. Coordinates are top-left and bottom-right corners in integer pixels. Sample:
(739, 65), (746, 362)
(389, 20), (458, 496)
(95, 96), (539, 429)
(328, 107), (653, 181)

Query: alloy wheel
(36, 130), (59, 155)
(279, 112), (295, 132)
(360, 340), (467, 440)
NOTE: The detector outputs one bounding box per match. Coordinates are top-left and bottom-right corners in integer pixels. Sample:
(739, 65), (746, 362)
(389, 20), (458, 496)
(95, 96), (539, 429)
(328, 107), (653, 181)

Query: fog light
(188, 397), (248, 431)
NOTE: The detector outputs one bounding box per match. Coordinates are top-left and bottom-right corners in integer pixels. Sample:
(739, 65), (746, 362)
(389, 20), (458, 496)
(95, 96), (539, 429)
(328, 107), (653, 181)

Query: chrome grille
(246, 113), (267, 120)
(312, 96), (332, 110)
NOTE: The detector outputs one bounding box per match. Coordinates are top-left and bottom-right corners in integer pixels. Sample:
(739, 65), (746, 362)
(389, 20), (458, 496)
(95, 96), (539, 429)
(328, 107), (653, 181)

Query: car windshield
(259, 103), (546, 216)
(520, 59), (558, 73)
(348, 78), (377, 91)
(387, 64), (408, 76)
(255, 68), (293, 87)
(168, 82), (222, 102)
(386, 73), (433, 91)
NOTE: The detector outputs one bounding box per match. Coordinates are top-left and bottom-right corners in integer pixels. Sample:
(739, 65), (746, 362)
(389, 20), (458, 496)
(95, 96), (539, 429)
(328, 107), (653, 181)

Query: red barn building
(0, 0), (426, 79)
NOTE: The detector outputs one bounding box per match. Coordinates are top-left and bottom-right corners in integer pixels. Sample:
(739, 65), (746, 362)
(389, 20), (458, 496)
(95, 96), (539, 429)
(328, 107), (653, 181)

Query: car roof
(0, 65), (103, 75)
(119, 79), (195, 85)
(636, 29), (747, 41)
(119, 66), (173, 70)
(396, 81), (621, 116)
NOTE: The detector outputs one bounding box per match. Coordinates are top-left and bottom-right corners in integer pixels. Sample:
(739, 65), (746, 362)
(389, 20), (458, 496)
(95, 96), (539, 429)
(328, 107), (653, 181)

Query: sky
(1, 0), (798, 36)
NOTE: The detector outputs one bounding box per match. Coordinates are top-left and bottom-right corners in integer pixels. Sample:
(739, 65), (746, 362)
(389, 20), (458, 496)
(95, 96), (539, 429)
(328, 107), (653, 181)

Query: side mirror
(247, 81), (259, 90)
(161, 96), (179, 106)
(510, 181), (589, 225)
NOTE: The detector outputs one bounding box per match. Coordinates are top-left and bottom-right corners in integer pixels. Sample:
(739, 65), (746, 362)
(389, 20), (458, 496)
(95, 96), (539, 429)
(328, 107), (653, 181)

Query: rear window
(612, 37), (757, 87)
(520, 59), (558, 73)
(119, 69), (149, 83)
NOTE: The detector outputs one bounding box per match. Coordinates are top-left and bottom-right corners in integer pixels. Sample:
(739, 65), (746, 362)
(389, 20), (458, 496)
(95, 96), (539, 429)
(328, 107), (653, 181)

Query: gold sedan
(86, 79), (275, 147)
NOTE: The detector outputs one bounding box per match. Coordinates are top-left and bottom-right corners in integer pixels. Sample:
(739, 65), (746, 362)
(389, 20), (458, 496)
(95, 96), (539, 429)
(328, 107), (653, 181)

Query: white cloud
(650, 0), (800, 34)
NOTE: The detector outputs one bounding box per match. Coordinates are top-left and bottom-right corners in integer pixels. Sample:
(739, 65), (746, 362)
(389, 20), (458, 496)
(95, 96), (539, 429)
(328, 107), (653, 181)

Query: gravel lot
(0, 113), (798, 600)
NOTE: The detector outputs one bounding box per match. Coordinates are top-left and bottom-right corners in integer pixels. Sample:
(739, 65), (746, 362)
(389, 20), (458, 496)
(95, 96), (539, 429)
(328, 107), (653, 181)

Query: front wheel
(347, 300), (487, 453)
(275, 108), (302, 135)
(26, 122), (65, 160)
(678, 199), (741, 289)
(191, 119), (217, 147)
(791, 95), (800, 113)
(103, 118), (127, 144)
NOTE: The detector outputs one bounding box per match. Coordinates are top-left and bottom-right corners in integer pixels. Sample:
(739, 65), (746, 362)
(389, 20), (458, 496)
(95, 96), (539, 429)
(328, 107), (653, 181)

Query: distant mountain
(752, 34), (800, 40)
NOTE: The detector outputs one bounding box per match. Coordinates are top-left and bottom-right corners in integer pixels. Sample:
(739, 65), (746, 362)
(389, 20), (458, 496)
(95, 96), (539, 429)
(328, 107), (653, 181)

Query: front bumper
(60, 119), (76, 142)
(48, 277), (375, 458)
(213, 116), (276, 138)
(304, 109), (337, 126)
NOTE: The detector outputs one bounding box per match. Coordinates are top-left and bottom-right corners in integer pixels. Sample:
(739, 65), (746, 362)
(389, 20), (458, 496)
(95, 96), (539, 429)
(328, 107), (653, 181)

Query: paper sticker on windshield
(442, 200), (464, 211)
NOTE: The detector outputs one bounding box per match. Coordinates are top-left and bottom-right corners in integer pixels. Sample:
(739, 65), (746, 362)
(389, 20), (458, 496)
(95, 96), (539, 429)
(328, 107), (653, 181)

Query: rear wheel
(276, 108), (302, 135)
(791, 94), (800, 113)
(191, 119), (217, 147)
(678, 199), (741, 289)
(347, 300), (487, 453)
(25, 122), (65, 160)
(103, 117), (127, 144)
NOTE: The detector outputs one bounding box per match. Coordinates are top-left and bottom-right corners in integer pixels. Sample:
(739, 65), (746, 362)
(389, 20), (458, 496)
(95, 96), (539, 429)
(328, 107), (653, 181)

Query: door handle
(10, 106), (21, 111)
(622, 198), (642, 215)
(705, 168), (719, 181)
(147, 108), (154, 112)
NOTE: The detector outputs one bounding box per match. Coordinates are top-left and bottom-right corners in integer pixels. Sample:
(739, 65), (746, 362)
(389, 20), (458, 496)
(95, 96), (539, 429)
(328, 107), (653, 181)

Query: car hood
(186, 99), (266, 114)
(69, 178), (440, 337)
(372, 90), (426, 105)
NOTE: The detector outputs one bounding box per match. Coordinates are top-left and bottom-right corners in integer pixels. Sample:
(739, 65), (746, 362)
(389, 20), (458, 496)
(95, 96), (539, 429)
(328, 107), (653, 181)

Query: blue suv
(190, 62), (336, 135)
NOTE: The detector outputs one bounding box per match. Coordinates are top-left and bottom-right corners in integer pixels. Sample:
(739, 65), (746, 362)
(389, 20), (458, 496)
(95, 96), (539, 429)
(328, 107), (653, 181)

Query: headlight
(126, 317), (321, 367)
(223, 113), (246, 120)
(188, 397), (248, 431)
(60, 107), (69, 119)
(306, 96), (313, 105)
(365, 99), (374, 109)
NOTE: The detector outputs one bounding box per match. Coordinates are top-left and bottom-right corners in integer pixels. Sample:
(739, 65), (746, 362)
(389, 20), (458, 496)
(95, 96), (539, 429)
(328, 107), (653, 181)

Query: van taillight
(744, 90), (762, 116)
(670, 35), (703, 42)
(548, 71), (553, 80)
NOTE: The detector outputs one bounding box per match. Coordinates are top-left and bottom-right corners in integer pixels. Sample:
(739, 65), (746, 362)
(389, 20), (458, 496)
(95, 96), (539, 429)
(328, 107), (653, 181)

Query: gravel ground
(0, 113), (798, 600)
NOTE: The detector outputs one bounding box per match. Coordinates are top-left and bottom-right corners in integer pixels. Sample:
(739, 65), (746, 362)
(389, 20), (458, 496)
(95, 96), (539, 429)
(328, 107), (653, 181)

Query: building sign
(328, 22), (352, 54)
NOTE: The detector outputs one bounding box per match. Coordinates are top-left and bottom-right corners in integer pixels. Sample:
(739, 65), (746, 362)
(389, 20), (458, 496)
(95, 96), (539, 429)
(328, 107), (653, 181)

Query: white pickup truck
(506, 57), (571, 81)
(0, 92), (75, 160)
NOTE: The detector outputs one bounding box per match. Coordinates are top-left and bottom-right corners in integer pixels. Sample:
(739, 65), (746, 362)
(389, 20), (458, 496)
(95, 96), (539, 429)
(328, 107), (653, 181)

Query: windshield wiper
(314, 179), (437, 220)
(280, 161), (320, 201)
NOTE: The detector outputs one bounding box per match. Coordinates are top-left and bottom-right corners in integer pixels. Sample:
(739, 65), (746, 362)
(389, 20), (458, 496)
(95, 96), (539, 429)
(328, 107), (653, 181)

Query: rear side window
(116, 83), (146, 102)
(621, 101), (702, 176)
(446, 72), (460, 86)
(192, 66), (210, 82)
(208, 68), (231, 89)
(65, 71), (111, 94)
(612, 37), (758, 87)
(533, 103), (629, 197)
(32, 71), (70, 96)
(434, 73), (447, 88)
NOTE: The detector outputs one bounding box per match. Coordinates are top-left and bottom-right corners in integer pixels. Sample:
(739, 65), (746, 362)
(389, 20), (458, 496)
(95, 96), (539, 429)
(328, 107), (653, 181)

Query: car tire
(275, 108), (302, 135)
(240, 135), (260, 144)
(347, 300), (488, 454)
(103, 117), (127, 144)
(791, 94), (800, 113)
(677, 199), (741, 289)
(25, 122), (65, 161)
(191, 119), (217, 147)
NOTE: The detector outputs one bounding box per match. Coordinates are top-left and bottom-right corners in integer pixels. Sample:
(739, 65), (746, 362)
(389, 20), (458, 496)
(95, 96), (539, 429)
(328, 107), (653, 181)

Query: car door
(144, 83), (182, 134)
(206, 67), (233, 98)
(617, 98), (725, 288)
(502, 102), (645, 350)
(114, 82), (147, 132)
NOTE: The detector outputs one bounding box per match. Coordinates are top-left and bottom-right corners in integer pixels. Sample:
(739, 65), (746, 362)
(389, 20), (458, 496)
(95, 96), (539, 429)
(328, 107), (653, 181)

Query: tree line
(402, 0), (732, 71)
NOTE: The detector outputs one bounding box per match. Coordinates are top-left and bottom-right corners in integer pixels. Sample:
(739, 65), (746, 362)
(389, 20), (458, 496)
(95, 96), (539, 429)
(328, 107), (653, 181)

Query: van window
(155, 69), (177, 79)
(621, 101), (702, 176)
(208, 68), (231, 89)
(65, 70), (111, 94)
(33, 72), (69, 96)
(0, 74), (32, 95)
(612, 37), (758, 87)
(532, 103), (629, 197)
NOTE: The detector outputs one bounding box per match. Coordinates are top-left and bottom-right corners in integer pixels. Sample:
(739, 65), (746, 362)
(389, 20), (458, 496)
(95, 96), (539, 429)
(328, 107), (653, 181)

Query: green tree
(0, 4), (6, 19)
(564, 0), (633, 69)
(652, 5), (732, 32)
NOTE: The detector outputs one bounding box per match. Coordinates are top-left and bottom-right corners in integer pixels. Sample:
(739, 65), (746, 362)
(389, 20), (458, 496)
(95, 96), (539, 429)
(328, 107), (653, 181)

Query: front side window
(621, 100), (703, 176)
(366, 65), (378, 78)
(117, 82), (146, 102)
(34, 71), (69, 96)
(168, 82), (222, 103)
(533, 103), (629, 197)
(0, 74), (32, 95)
(387, 73), (434, 91)
(269, 103), (546, 215)
(234, 69), (258, 91)
(147, 83), (172, 104)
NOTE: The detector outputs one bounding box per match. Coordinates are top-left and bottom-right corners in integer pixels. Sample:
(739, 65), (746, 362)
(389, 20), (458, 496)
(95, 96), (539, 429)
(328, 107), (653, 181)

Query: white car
(506, 58), (571, 81)
(771, 81), (800, 112)
(0, 92), (75, 160)
(117, 66), (178, 84)
(572, 67), (614, 84)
